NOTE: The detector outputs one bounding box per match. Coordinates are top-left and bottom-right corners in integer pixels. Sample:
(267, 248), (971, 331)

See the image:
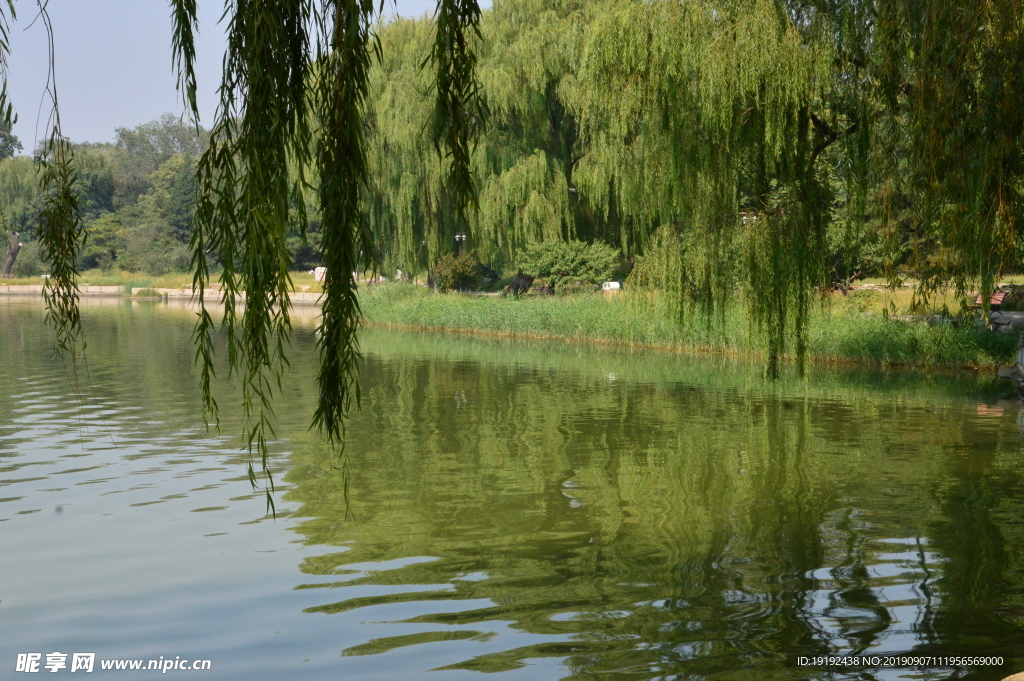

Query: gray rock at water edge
(990, 310), (1024, 328)
(998, 366), (1022, 380)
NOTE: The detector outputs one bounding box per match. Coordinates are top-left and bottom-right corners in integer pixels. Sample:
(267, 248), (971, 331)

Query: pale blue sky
(7, 0), (490, 149)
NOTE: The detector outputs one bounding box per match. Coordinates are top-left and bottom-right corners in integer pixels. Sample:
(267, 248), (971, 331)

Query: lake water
(3, 298), (1024, 680)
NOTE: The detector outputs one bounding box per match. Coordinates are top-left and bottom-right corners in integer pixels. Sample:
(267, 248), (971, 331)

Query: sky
(6, 0), (490, 150)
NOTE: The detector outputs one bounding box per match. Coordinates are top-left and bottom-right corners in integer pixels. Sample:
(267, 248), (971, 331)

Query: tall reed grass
(359, 284), (1017, 369)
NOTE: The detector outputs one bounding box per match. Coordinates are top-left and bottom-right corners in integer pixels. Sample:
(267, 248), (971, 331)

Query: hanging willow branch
(165, 0), (484, 508)
(427, 0), (486, 250)
(0, 1), (14, 132)
(31, 1), (87, 381)
(310, 0), (376, 444)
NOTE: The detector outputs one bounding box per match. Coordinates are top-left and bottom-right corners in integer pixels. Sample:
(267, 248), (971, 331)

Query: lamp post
(455, 232), (467, 256)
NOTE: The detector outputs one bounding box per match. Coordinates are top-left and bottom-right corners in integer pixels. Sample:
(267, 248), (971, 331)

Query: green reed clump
(807, 314), (1017, 368)
(359, 283), (743, 349)
(359, 284), (1017, 369)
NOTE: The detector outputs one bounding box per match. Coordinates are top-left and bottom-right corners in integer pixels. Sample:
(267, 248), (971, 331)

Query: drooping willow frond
(30, 1), (87, 383)
(309, 0), (377, 444)
(165, 0), (483, 507)
(0, 1), (14, 131)
(38, 133), (84, 369)
(427, 0), (487, 254)
(178, 0), (314, 513)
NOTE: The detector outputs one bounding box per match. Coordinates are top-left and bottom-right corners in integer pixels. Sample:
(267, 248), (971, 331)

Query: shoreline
(3, 283), (1017, 373)
(360, 319), (1005, 374)
(0, 285), (324, 306)
(356, 285), (1019, 373)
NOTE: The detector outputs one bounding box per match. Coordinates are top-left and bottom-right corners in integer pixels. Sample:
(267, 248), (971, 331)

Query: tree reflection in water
(3, 300), (1021, 679)
(282, 330), (1024, 679)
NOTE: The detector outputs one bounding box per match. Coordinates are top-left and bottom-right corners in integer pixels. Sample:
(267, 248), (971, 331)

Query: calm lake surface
(3, 298), (1024, 680)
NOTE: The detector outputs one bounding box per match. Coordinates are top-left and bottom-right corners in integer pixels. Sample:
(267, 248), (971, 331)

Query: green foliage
(433, 252), (481, 291)
(163, 0), (487, 508)
(164, 155), (197, 243)
(110, 113), (208, 206)
(364, 3), (580, 275)
(10, 240), (43, 277)
(364, 0), (1023, 377)
(0, 119), (209, 272)
(429, 0), (487, 235)
(38, 131), (86, 377)
(0, 118), (20, 160)
(0, 156), (39, 237)
(518, 239), (620, 292)
(306, 0), (379, 453)
(360, 283), (1017, 369)
(628, 225), (741, 327)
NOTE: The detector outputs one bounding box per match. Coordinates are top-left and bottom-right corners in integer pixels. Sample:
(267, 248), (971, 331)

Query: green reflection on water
(281, 325), (1024, 679)
(4, 298), (1024, 679)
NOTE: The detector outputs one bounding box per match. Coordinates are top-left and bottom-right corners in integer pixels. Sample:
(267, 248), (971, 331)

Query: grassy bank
(359, 283), (1018, 370)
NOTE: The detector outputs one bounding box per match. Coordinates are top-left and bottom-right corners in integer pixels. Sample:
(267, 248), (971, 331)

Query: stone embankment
(129, 288), (322, 305)
(0, 284), (123, 296)
(0, 285), (322, 306)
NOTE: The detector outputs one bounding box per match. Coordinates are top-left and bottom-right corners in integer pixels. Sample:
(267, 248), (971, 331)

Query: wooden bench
(972, 291), (1008, 309)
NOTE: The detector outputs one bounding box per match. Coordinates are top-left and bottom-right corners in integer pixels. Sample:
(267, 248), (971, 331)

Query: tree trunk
(1, 231), (20, 278)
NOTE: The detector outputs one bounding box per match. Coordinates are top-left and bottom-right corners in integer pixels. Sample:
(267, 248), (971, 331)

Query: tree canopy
(0, 116), (207, 276)
(363, 0), (1023, 374)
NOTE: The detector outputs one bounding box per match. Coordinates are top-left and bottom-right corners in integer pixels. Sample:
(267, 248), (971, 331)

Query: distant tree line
(0, 114), (323, 278)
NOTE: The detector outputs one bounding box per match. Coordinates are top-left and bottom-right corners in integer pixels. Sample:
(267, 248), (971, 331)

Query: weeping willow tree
(363, 0), (580, 272)
(0, 0), (1021, 500)
(365, 0), (1023, 376)
(572, 0), (1023, 374)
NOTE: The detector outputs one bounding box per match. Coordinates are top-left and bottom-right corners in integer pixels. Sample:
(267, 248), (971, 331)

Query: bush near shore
(359, 283), (1018, 370)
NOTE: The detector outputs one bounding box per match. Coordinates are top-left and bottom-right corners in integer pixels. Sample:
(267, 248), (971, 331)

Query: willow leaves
(166, 0), (484, 506)
(365, 0), (1021, 375)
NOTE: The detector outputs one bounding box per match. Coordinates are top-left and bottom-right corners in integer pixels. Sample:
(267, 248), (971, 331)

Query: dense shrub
(433, 253), (481, 291)
(11, 241), (44, 277)
(118, 231), (190, 275)
(518, 239), (621, 292)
